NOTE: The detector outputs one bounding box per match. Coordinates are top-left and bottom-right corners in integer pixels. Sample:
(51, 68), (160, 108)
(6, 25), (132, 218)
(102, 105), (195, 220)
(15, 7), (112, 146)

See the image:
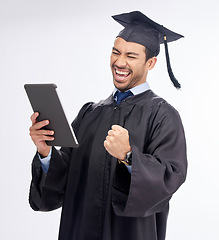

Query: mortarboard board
(112, 11), (184, 89)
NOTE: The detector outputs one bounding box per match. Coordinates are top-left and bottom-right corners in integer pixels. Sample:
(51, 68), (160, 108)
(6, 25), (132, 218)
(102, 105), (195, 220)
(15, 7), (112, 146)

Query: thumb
(31, 112), (39, 126)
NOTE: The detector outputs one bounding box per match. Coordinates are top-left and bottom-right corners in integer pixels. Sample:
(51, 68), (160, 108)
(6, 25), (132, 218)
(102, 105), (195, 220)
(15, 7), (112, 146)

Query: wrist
(121, 145), (131, 160)
(38, 146), (51, 158)
(118, 150), (132, 166)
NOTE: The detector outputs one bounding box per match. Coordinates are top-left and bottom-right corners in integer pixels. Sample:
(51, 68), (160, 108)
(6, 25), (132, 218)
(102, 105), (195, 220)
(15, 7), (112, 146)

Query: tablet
(24, 83), (79, 148)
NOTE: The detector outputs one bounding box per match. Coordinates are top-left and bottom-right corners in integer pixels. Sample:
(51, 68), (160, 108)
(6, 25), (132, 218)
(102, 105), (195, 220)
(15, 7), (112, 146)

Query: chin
(114, 79), (134, 91)
(114, 81), (127, 91)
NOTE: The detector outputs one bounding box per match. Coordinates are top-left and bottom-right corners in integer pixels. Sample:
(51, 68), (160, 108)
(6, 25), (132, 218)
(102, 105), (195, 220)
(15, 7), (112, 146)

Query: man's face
(110, 37), (148, 92)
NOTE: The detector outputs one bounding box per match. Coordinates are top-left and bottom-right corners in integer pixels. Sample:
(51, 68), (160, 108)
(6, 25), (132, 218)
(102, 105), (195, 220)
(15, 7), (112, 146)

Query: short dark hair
(145, 47), (156, 62)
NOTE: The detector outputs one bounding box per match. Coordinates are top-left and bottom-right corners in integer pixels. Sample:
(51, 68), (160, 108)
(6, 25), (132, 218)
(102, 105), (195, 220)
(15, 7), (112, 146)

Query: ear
(146, 57), (157, 70)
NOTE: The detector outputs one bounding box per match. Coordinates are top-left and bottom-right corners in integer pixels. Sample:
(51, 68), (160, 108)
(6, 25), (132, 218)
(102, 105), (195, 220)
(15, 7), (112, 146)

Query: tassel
(164, 36), (181, 89)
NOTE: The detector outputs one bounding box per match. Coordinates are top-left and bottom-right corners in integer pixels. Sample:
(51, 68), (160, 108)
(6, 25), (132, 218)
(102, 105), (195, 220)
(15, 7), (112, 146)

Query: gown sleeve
(29, 102), (93, 211)
(112, 102), (187, 217)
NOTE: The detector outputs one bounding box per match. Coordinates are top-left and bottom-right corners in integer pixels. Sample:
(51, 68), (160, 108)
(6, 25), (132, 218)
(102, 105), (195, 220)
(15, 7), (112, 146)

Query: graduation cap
(112, 11), (184, 89)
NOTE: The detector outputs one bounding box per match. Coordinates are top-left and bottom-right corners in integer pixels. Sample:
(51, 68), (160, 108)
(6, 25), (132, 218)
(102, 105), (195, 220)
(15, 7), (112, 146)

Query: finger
(111, 125), (123, 131)
(30, 128), (54, 143)
(31, 131), (55, 141)
(106, 135), (112, 142)
(107, 130), (114, 136)
(31, 120), (50, 131)
(104, 140), (110, 151)
(30, 112), (39, 125)
(33, 135), (55, 143)
(112, 125), (129, 136)
(33, 129), (54, 136)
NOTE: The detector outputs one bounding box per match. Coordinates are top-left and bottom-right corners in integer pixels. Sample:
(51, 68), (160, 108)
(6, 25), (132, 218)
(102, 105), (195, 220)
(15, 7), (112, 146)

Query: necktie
(115, 90), (133, 105)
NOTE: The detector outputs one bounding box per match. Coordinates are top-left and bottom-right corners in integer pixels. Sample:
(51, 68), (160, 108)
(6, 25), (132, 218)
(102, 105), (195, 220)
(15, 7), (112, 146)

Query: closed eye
(112, 51), (120, 55)
(127, 55), (137, 59)
(127, 52), (139, 59)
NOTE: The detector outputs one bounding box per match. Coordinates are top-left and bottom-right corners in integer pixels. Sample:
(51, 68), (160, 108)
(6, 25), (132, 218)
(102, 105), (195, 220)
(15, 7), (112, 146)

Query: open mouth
(114, 69), (131, 81)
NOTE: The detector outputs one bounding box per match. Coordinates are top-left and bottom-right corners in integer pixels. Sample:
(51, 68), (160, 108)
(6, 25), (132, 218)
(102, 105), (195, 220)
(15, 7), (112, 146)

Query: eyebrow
(112, 47), (120, 53)
(112, 47), (139, 56)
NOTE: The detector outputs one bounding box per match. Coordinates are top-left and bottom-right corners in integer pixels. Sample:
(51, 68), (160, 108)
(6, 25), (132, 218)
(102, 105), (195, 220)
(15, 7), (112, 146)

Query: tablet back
(24, 83), (79, 148)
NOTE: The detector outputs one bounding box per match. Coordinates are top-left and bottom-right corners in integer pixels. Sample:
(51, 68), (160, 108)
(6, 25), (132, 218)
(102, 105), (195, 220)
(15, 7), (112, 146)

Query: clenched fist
(104, 125), (131, 160)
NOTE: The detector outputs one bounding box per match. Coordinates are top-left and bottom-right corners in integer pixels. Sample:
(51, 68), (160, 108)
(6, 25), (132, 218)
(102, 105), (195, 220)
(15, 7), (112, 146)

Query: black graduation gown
(29, 90), (187, 240)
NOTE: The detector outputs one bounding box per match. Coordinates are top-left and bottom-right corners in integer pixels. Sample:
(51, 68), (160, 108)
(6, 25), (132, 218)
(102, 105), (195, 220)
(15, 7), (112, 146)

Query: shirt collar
(113, 81), (150, 97)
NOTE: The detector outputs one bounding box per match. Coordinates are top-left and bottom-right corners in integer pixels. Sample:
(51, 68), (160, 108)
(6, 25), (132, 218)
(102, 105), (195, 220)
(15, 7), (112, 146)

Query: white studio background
(0, 0), (218, 239)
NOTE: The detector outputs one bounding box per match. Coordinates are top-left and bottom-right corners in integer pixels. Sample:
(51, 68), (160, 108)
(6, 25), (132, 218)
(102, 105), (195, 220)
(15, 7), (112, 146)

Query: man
(29, 11), (187, 240)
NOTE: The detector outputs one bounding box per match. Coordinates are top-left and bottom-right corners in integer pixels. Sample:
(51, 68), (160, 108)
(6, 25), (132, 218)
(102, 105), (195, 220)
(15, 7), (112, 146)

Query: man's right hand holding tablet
(29, 112), (54, 157)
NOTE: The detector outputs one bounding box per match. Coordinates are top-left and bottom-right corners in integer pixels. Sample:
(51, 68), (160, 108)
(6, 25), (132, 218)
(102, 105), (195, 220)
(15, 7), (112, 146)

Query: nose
(115, 55), (127, 68)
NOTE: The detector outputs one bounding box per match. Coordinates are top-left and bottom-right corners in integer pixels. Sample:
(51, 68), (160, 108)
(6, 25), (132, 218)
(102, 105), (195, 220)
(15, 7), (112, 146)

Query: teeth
(116, 69), (129, 75)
